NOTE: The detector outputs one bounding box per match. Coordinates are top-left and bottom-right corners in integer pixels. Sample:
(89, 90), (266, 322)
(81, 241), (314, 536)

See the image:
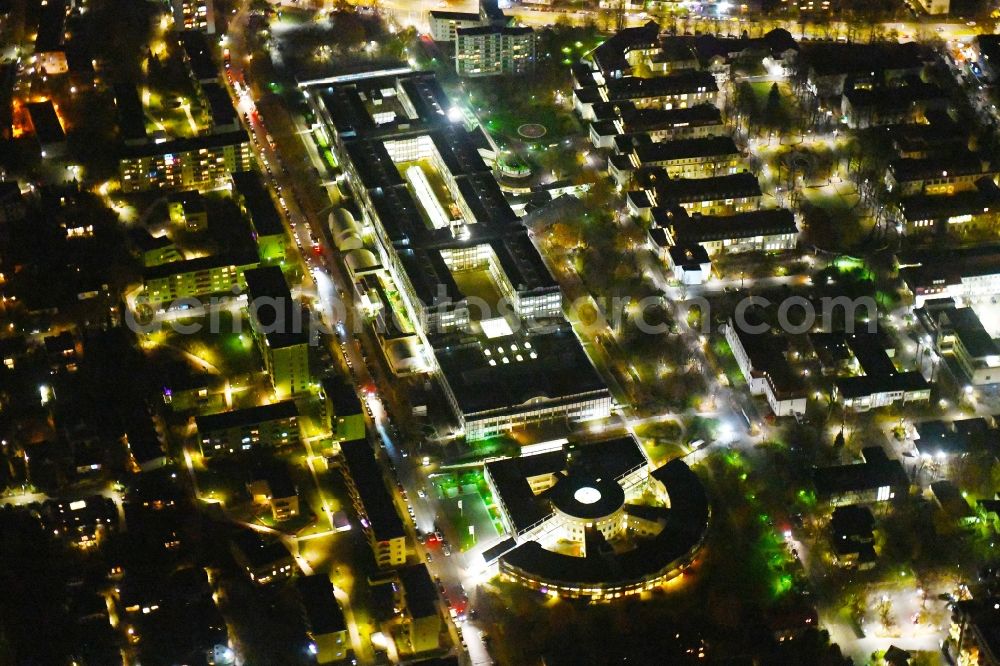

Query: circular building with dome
(549, 474), (626, 542)
(483, 437), (710, 601)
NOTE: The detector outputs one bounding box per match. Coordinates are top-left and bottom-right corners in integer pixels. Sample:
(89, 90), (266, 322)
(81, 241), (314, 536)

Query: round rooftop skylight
(574, 487), (602, 505)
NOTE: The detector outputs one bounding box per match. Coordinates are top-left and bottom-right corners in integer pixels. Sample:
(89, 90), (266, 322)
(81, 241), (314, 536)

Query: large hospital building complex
(304, 70), (612, 440)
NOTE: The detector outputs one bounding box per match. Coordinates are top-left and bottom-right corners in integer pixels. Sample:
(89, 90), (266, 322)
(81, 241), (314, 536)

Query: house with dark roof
(666, 244), (712, 285)
(899, 177), (1000, 235)
(167, 190), (208, 231)
(841, 79), (947, 129)
(35, 0), (68, 74)
(43, 495), (118, 545)
(886, 151), (996, 197)
(628, 170), (761, 219)
(230, 529), (294, 585)
(950, 596), (1000, 665)
(724, 315), (806, 417)
(609, 135), (742, 187)
(914, 417), (997, 460)
(26, 100), (66, 158)
(247, 463), (299, 522)
(397, 565), (442, 653)
(128, 228), (183, 267)
(803, 42), (925, 98)
(650, 206), (797, 257)
(295, 575), (349, 662)
(830, 505), (876, 569)
(575, 70), (718, 121)
(932, 480), (977, 527)
(589, 103), (725, 148)
(588, 20), (660, 80)
(830, 333), (930, 411)
(813, 447), (909, 506)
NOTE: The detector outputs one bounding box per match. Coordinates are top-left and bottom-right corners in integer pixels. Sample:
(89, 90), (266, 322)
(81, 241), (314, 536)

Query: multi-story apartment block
(429, 10), (483, 42)
(231, 171), (288, 263)
(295, 576), (350, 664)
(140, 252), (259, 308)
(195, 400), (300, 458)
(320, 376), (366, 443)
(429, 0), (510, 42)
(916, 302), (1000, 387)
(428, 0), (534, 76)
(813, 448), (909, 506)
(119, 130), (253, 193)
(170, 0), (215, 33)
(244, 266), (311, 398)
(455, 26), (535, 77)
(898, 178), (1000, 235)
(339, 438), (407, 569)
(230, 530), (294, 585)
(589, 103), (726, 149)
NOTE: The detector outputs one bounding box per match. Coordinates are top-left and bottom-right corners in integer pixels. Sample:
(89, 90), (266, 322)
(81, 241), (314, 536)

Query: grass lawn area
(750, 81), (797, 113)
(463, 77), (581, 146)
(481, 105), (579, 145)
(193, 464), (247, 507)
(711, 338), (746, 389)
(154, 311), (259, 376)
(455, 435), (519, 462)
(634, 420), (686, 466)
(801, 185), (859, 212)
(379, 275), (417, 335)
(749, 81), (774, 104)
(452, 269), (503, 316)
(145, 88), (204, 139)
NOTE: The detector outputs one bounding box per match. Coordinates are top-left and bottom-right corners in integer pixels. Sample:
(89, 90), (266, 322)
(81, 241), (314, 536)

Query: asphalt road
(227, 4), (497, 663)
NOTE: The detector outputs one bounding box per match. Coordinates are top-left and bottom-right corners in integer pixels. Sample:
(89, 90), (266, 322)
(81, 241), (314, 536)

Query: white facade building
(456, 26), (536, 77)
